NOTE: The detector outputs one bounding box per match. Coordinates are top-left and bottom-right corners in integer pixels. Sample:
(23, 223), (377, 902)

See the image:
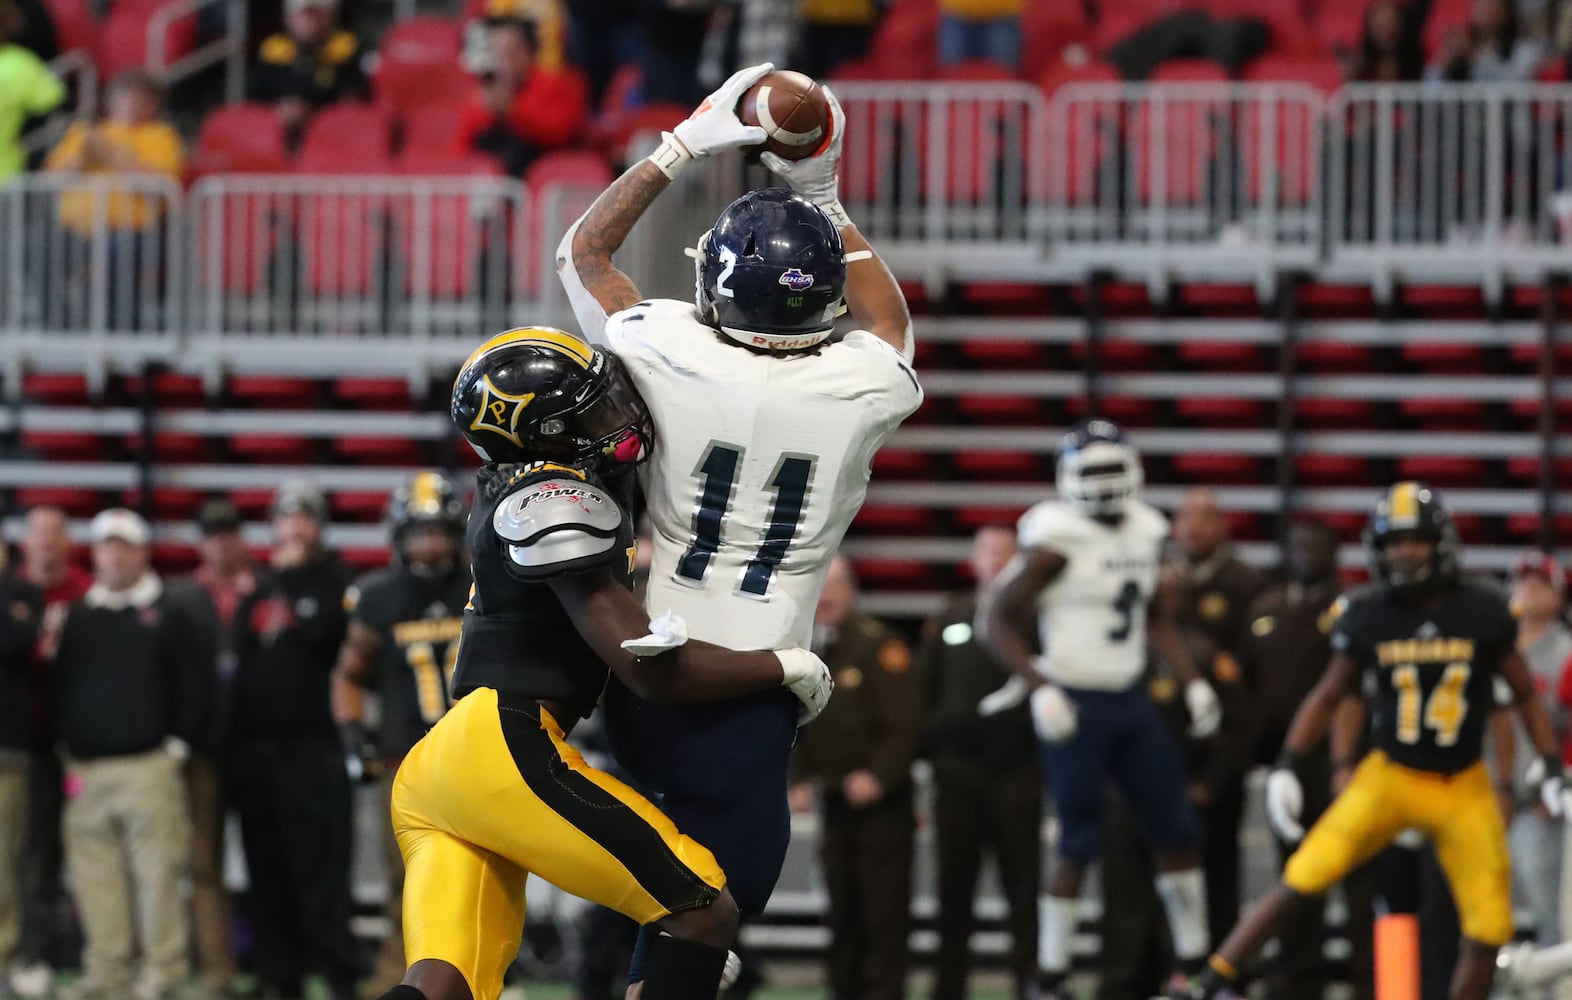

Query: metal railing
(187, 174), (530, 338)
(149, 0), (247, 102)
(1048, 83), (1323, 267)
(14, 82), (1572, 341)
(0, 173), (183, 336)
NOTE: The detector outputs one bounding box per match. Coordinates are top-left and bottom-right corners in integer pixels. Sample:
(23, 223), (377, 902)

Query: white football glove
(760, 83), (847, 227)
(1029, 684), (1078, 744)
(1526, 755), (1571, 819)
(1185, 678), (1222, 739)
(648, 62), (773, 178)
(620, 610), (689, 657)
(777, 647), (834, 725)
(1265, 767), (1305, 843)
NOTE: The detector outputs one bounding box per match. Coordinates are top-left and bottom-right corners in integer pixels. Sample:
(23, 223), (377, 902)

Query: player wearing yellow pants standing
(1174, 482), (1565, 1000)
(376, 326), (834, 1000)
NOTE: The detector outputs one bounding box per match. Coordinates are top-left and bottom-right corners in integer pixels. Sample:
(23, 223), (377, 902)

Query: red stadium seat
(1297, 341), (1376, 373)
(1396, 456), (1486, 487)
(950, 450), (1042, 481)
(229, 435), (315, 463)
(118, 371), (207, 406)
(1022, 1), (1090, 63)
(1294, 454), (1371, 486)
(870, 448), (931, 480)
(333, 490), (392, 520)
(938, 59), (1018, 82)
(1423, 0), (1475, 57)
(1175, 397), (1269, 425)
(955, 394), (1046, 425)
(1296, 397), (1377, 428)
(333, 376), (415, 408)
(1037, 57), (1122, 98)
(1177, 340), (1273, 371)
(13, 486), (102, 516)
(954, 505), (1029, 530)
(124, 432), (208, 462)
(226, 375), (318, 407)
(1243, 55), (1345, 94)
(401, 101), (469, 155)
(392, 151), (501, 297)
(1147, 59), (1229, 84)
(866, 0), (939, 76)
(96, 2), (195, 82)
(1313, 3), (1368, 55)
(23, 372), (90, 403)
(19, 431), (104, 460)
(43, 0), (95, 55)
(375, 17), (466, 115)
(332, 436), (424, 465)
(140, 487), (207, 519)
(852, 505), (940, 535)
(190, 104), (290, 178)
(1093, 0), (1187, 52)
(1171, 452), (1267, 484)
(299, 105), (394, 168)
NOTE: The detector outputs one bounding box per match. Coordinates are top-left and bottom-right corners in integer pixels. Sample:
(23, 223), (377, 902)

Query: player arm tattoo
(975, 547), (1066, 686)
(549, 568), (788, 702)
(330, 619), (380, 724)
(1500, 648), (1562, 759)
(1283, 651), (1362, 759)
(563, 160), (670, 317)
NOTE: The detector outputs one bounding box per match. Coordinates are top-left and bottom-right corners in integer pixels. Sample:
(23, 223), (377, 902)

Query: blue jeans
(938, 14), (1021, 69)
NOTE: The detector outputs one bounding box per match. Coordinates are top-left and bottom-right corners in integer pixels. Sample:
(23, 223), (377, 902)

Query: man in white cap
(54, 508), (213, 1000)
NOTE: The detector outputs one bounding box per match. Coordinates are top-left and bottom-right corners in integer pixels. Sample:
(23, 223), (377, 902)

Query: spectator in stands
(800, 0), (880, 80)
(0, 546), (43, 1000)
(0, 4), (65, 187)
(54, 508), (211, 1000)
(1512, 553), (1571, 946)
(228, 480), (360, 1000)
(182, 500), (255, 998)
(248, 0), (368, 138)
(42, 71), (183, 330)
(635, 0), (710, 105)
(937, 0), (1021, 70)
(1169, 487), (1266, 946)
(789, 555), (923, 1000)
(10, 507), (91, 1000)
(1342, 0), (1424, 81)
(560, 0), (641, 106)
(920, 525), (1040, 1000)
(1429, 0), (1548, 81)
(455, 15), (587, 176)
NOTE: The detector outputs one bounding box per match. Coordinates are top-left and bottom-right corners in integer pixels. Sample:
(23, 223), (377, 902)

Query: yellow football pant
(1283, 750), (1512, 946)
(391, 688), (728, 1000)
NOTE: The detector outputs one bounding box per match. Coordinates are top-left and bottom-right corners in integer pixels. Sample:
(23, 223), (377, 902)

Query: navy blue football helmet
(1057, 419), (1143, 517)
(692, 188), (849, 352)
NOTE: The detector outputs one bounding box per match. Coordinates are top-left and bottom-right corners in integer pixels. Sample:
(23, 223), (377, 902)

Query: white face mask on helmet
(1057, 440), (1144, 517)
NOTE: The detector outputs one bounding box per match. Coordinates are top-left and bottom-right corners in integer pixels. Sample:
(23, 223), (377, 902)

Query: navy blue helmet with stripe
(692, 188), (848, 353)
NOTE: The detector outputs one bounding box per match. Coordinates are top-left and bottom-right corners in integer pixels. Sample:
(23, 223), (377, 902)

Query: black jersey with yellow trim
(1331, 577), (1518, 775)
(345, 562), (470, 757)
(450, 462), (637, 721)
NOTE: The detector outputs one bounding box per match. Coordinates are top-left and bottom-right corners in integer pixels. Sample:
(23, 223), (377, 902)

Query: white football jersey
(1016, 498), (1169, 691)
(602, 299), (922, 649)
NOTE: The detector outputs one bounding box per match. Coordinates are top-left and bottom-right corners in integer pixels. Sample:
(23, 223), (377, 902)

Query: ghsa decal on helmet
(688, 188), (869, 353)
(1056, 419), (1144, 518)
(451, 326), (653, 472)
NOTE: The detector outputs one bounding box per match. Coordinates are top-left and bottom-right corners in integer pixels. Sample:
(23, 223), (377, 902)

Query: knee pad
(641, 932), (730, 1000)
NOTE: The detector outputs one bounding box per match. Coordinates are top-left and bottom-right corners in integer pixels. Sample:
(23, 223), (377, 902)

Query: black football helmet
(1364, 481), (1460, 590)
(387, 470), (465, 545)
(451, 326), (653, 471)
(692, 188), (848, 352)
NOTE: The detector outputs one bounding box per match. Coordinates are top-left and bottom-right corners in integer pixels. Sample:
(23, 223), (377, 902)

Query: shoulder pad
(1017, 501), (1085, 553)
(492, 476), (622, 578)
(260, 34), (297, 64)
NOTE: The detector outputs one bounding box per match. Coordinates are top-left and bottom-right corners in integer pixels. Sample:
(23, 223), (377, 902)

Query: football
(736, 70), (833, 161)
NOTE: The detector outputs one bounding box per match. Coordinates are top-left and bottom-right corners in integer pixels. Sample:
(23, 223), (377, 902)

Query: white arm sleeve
(555, 216), (613, 347)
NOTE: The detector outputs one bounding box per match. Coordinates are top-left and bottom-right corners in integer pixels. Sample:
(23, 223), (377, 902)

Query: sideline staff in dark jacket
(56, 509), (210, 1000)
(228, 480), (360, 1000)
(921, 525), (1040, 1000)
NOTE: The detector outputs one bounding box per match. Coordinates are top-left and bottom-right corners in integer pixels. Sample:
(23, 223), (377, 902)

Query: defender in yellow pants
(1173, 483), (1564, 1000)
(377, 327), (835, 1000)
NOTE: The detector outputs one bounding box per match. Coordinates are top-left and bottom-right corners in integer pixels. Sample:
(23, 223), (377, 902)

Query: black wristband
(1276, 749), (1308, 772)
(1544, 754), (1564, 779)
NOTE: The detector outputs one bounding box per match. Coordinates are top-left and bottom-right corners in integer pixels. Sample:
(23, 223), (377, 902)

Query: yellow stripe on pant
(391, 688), (726, 1000)
(1283, 750), (1512, 946)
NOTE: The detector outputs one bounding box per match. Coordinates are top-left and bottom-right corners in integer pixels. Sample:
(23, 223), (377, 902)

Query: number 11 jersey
(602, 299), (923, 650)
(1016, 499), (1169, 691)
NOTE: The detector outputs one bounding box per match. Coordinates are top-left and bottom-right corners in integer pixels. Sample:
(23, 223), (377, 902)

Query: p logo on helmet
(469, 375), (536, 447)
